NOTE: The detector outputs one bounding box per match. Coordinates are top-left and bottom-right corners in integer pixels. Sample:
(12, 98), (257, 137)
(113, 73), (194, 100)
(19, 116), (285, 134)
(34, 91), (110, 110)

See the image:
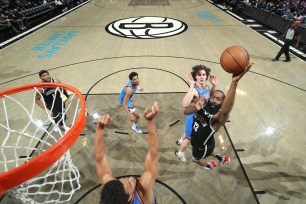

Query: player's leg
(51, 107), (63, 131)
(176, 133), (187, 146)
(177, 115), (193, 146)
(52, 107), (62, 125)
(52, 103), (69, 132)
(175, 138), (190, 162)
(209, 138), (230, 166)
(130, 108), (142, 134)
(192, 146), (217, 170)
(211, 151), (230, 166)
(175, 115), (193, 162)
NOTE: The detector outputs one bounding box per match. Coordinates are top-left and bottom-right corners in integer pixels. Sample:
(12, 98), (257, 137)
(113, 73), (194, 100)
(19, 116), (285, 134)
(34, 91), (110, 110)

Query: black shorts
(192, 137), (215, 163)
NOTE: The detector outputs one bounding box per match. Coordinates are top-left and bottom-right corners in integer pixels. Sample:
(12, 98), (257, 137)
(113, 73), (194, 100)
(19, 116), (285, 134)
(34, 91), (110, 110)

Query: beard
(204, 101), (221, 115)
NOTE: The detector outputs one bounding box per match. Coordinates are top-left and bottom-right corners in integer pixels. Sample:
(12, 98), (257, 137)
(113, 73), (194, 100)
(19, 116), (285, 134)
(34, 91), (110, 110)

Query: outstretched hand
(232, 63), (254, 83)
(209, 75), (217, 86)
(193, 96), (206, 111)
(143, 101), (159, 121)
(187, 74), (195, 86)
(96, 114), (112, 129)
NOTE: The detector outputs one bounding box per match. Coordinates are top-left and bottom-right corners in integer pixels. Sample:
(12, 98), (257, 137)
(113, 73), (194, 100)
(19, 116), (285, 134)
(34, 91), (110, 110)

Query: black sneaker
(175, 140), (181, 146)
(271, 59), (279, 62)
(283, 59), (290, 62)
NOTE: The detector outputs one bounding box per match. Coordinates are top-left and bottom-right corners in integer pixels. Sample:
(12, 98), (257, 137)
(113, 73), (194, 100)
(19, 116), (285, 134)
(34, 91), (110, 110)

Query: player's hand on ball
(232, 63), (254, 83)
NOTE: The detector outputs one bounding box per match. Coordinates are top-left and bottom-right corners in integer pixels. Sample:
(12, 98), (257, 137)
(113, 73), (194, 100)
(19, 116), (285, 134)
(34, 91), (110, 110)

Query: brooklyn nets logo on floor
(105, 16), (188, 39)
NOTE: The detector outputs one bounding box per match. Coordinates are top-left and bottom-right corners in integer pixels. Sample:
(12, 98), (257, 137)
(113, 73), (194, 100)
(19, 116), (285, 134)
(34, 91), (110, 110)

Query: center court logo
(105, 16), (188, 39)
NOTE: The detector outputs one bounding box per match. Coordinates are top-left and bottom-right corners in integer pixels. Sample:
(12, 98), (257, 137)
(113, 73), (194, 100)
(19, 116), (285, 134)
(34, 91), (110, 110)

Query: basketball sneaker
(175, 151), (187, 162)
(132, 124), (142, 134)
(175, 140), (181, 146)
(53, 126), (60, 132)
(219, 155), (230, 165)
(203, 161), (217, 170)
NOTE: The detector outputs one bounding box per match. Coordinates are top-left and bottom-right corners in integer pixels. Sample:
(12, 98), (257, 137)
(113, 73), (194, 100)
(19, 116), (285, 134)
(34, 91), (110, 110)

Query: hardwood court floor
(0, 0), (306, 203)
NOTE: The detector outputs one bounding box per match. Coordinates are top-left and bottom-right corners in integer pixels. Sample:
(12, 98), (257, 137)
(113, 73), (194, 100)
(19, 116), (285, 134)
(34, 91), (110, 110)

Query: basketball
(220, 46), (250, 74)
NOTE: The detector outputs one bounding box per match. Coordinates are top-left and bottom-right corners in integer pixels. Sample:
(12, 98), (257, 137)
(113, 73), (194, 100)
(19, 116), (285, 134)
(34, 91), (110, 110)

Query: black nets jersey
(41, 78), (63, 109)
(191, 105), (216, 147)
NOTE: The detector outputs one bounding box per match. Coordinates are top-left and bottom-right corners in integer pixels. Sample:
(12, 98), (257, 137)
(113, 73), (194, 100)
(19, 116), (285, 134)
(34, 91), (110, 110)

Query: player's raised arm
(94, 115), (114, 185)
(212, 63), (253, 129)
(139, 102), (159, 203)
(181, 74), (197, 107)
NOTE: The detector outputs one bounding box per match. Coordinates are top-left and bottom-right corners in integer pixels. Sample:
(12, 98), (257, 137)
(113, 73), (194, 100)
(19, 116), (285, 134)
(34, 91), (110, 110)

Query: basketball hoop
(0, 83), (86, 203)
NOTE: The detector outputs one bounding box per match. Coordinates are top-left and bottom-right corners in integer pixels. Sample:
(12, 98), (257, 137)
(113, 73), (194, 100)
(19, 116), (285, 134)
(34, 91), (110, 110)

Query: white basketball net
(0, 86), (82, 203)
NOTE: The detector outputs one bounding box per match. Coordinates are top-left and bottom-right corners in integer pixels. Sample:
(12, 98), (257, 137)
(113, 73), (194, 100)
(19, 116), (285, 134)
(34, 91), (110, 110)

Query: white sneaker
(132, 124), (142, 134)
(175, 151), (187, 162)
(53, 126), (60, 132)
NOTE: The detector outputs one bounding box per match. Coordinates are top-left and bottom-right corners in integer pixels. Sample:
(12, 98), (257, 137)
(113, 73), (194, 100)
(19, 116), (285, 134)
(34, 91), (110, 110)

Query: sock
(178, 138), (184, 143)
(215, 154), (223, 162)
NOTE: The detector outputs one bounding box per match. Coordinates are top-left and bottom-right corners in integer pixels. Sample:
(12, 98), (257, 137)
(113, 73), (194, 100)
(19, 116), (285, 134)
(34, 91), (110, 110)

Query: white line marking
(264, 32), (306, 57)
(226, 10), (244, 21)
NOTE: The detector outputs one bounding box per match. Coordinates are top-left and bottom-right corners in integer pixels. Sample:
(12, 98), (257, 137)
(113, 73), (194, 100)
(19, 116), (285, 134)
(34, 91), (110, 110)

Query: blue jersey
(185, 85), (210, 138)
(130, 190), (157, 204)
(118, 80), (138, 107)
(194, 85), (210, 101)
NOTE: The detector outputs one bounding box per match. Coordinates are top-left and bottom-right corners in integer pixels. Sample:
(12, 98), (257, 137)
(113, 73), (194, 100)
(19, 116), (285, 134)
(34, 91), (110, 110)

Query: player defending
(95, 102), (159, 203)
(175, 65), (217, 162)
(35, 70), (72, 132)
(118, 72), (144, 133)
(185, 63), (253, 169)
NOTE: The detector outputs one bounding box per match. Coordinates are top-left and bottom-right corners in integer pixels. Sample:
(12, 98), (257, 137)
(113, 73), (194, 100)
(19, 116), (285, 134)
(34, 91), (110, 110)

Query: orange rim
(0, 83), (86, 197)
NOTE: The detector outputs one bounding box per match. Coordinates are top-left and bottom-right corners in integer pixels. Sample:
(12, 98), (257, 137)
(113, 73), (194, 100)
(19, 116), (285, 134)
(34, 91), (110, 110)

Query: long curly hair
(191, 65), (211, 81)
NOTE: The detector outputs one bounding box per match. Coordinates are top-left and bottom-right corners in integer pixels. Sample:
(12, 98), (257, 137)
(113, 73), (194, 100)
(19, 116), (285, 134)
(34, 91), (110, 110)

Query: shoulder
(138, 173), (155, 201)
(36, 87), (43, 94)
(101, 175), (115, 185)
(192, 88), (200, 97)
(204, 84), (210, 90)
(125, 86), (133, 93)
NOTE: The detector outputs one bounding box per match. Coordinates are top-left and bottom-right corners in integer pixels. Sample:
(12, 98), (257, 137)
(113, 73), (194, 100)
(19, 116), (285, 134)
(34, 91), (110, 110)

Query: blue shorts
(184, 114), (194, 139)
